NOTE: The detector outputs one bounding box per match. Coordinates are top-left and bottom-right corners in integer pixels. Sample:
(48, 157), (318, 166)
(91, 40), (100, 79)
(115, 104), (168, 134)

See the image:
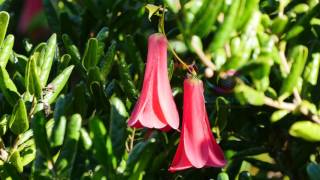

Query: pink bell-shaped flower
(128, 33), (179, 131)
(169, 78), (226, 172)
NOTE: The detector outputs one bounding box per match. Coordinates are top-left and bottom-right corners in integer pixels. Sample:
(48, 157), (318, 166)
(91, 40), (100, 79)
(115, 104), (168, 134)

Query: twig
(264, 96), (296, 111)
(129, 128), (136, 151)
(264, 96), (320, 124)
(191, 42), (216, 71)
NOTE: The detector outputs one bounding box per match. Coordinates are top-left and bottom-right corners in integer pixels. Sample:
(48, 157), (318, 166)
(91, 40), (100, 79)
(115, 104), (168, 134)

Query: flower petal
(169, 130), (192, 172)
(182, 80), (209, 168)
(155, 36), (179, 130)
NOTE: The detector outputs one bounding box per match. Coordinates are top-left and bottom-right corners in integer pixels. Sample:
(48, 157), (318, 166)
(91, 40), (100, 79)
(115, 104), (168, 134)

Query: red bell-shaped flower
(169, 78), (226, 172)
(128, 33), (179, 131)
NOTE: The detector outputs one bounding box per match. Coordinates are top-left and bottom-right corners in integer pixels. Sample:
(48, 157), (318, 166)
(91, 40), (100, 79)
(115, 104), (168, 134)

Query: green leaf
(100, 41), (116, 82)
(32, 112), (51, 159)
(289, 121), (320, 142)
(8, 150), (23, 173)
(0, 34), (14, 67)
(0, 11), (9, 45)
(25, 55), (42, 97)
(145, 4), (160, 21)
(82, 38), (98, 70)
(80, 128), (92, 150)
(234, 84), (265, 106)
(271, 16), (288, 34)
(126, 141), (149, 170)
(109, 96), (128, 159)
(217, 172), (229, 180)
(190, 0), (223, 37)
(0, 65), (20, 107)
(307, 163), (320, 180)
(62, 34), (80, 61)
(270, 109), (290, 123)
(164, 0), (181, 13)
(0, 114), (8, 136)
(50, 116), (66, 147)
(304, 53), (320, 85)
(55, 114), (82, 178)
(58, 54), (71, 73)
(280, 45), (308, 96)
(72, 82), (88, 117)
(40, 34), (57, 87)
(123, 35), (144, 78)
(286, 3), (320, 40)
(208, 0), (241, 52)
(9, 99), (29, 135)
(19, 139), (36, 166)
(117, 54), (138, 100)
(43, 65), (74, 104)
(89, 116), (116, 173)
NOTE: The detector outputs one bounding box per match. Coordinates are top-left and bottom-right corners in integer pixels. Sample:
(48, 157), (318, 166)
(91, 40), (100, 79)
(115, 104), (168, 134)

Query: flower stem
(158, 5), (196, 75)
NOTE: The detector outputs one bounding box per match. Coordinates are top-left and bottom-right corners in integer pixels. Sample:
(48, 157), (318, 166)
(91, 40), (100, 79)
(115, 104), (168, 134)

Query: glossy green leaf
(55, 114), (82, 178)
(117, 54), (138, 100)
(19, 139), (36, 166)
(123, 35), (144, 78)
(0, 34), (14, 67)
(8, 150), (23, 173)
(304, 53), (320, 85)
(43, 65), (74, 104)
(286, 3), (320, 40)
(32, 112), (51, 159)
(9, 99), (29, 135)
(237, 0), (259, 30)
(280, 45), (308, 96)
(145, 4), (160, 21)
(40, 34), (56, 87)
(217, 172), (229, 180)
(50, 116), (66, 147)
(270, 109), (290, 123)
(25, 55), (42, 97)
(271, 16), (288, 34)
(109, 96), (128, 159)
(164, 0), (181, 13)
(89, 116), (116, 172)
(234, 84), (265, 106)
(62, 34), (81, 61)
(100, 41), (116, 82)
(208, 0), (240, 52)
(80, 128), (92, 150)
(82, 38), (98, 70)
(0, 114), (8, 136)
(289, 121), (320, 142)
(0, 11), (9, 45)
(190, 0), (223, 37)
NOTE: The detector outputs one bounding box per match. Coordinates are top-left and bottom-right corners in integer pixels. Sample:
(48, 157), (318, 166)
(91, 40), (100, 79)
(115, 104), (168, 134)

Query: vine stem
(158, 6), (196, 75)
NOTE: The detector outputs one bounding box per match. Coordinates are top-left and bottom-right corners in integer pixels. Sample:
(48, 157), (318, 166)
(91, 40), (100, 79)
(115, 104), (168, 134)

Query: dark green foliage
(0, 0), (320, 179)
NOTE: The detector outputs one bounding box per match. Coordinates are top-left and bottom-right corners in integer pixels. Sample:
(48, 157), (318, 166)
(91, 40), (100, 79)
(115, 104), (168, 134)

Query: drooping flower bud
(169, 78), (226, 171)
(128, 33), (179, 131)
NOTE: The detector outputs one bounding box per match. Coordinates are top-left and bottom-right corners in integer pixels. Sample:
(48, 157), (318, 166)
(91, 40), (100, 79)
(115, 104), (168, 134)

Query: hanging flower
(128, 33), (179, 131)
(169, 78), (226, 172)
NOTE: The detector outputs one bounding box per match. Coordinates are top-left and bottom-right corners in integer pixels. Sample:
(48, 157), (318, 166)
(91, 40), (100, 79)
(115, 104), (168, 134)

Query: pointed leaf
(0, 34), (14, 67)
(290, 121), (320, 142)
(0, 11), (9, 45)
(9, 99), (29, 135)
